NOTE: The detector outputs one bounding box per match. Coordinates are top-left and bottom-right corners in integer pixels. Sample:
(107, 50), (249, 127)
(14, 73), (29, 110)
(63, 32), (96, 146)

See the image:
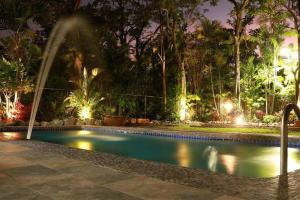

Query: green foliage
(65, 89), (102, 118)
(65, 67), (103, 119)
(263, 115), (280, 125)
(0, 58), (33, 92)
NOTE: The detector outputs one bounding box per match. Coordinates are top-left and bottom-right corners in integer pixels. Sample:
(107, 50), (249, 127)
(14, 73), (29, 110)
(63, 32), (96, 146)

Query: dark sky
(201, 0), (295, 47)
(201, 0), (232, 26)
(0, 0), (295, 46)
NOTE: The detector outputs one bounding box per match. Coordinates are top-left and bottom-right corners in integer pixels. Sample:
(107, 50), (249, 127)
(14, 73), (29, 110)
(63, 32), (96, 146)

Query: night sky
(0, 0), (296, 46)
(201, 0), (233, 26)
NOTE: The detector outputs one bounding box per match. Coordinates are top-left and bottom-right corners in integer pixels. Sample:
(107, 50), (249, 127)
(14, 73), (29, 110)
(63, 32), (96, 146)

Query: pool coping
(2, 125), (300, 148)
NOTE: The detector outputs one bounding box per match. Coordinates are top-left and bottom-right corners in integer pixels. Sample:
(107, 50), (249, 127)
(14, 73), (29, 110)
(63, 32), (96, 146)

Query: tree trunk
(230, 0), (250, 109)
(271, 47), (278, 114)
(297, 32), (300, 104)
(234, 37), (241, 108)
(209, 65), (220, 117)
(171, 17), (187, 121)
(181, 62), (186, 99)
(5, 96), (9, 119)
(218, 67), (222, 120)
(180, 62), (187, 121)
(265, 83), (268, 115)
(160, 13), (167, 113)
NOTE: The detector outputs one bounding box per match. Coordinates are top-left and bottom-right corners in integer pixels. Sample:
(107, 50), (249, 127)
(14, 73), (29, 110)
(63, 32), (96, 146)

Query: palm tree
(65, 67), (103, 120)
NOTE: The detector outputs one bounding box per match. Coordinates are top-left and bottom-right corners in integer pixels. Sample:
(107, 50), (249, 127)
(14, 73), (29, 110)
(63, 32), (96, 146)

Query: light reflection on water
(220, 154), (237, 175)
(176, 143), (191, 167)
(249, 148), (300, 176)
(72, 140), (93, 150)
(203, 146), (218, 172)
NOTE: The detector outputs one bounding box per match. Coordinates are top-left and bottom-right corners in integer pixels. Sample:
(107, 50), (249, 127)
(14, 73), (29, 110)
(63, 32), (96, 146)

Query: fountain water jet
(27, 17), (96, 139)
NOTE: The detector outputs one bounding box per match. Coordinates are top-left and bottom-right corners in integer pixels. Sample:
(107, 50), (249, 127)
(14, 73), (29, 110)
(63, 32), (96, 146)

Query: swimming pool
(2, 130), (300, 178)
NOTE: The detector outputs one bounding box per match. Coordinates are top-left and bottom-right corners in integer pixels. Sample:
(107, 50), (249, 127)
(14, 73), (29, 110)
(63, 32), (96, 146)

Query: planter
(129, 118), (150, 125)
(137, 118), (150, 125)
(295, 120), (300, 127)
(103, 115), (127, 126)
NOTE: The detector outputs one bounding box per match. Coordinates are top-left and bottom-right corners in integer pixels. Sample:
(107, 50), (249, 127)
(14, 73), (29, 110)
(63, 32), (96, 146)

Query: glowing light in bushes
(92, 68), (99, 76)
(280, 47), (298, 61)
(223, 101), (233, 114)
(235, 115), (245, 125)
(79, 106), (91, 120)
(179, 97), (187, 121)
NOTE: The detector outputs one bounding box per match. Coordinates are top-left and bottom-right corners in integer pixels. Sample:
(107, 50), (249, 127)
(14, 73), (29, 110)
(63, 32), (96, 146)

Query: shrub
(263, 115), (279, 125)
(255, 110), (265, 122)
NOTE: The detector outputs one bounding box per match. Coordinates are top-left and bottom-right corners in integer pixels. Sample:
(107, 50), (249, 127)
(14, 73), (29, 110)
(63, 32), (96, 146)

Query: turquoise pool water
(2, 130), (300, 178)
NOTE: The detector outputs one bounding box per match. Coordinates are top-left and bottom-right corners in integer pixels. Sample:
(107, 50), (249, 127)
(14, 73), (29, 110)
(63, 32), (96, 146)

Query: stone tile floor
(0, 142), (243, 200)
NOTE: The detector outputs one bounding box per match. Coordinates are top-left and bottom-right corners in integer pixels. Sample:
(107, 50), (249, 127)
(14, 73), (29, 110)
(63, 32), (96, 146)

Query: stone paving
(0, 141), (244, 200)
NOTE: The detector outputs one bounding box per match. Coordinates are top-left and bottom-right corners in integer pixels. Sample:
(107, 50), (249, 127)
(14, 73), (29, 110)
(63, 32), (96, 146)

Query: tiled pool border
(2, 125), (300, 148)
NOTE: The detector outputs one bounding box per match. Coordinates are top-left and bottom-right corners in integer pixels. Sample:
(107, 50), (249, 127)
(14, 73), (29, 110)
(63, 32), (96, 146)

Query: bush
(255, 110), (265, 122)
(263, 115), (279, 125)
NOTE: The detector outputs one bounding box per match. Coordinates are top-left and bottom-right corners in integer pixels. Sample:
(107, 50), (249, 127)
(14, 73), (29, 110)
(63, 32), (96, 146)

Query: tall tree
(159, 0), (213, 120)
(277, 0), (300, 104)
(227, 0), (255, 108)
(256, 0), (287, 113)
(194, 19), (232, 118)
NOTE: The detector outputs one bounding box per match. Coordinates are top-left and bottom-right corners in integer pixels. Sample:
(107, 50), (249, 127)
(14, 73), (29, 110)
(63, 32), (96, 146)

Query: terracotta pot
(128, 118), (150, 125)
(130, 118), (137, 124)
(137, 118), (150, 125)
(103, 116), (127, 126)
(295, 120), (300, 127)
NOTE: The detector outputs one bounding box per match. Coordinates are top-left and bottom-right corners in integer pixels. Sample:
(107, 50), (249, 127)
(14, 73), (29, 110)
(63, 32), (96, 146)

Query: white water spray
(27, 17), (89, 139)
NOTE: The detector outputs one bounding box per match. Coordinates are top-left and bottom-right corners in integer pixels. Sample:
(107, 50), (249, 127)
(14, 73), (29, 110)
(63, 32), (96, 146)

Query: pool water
(3, 130), (300, 178)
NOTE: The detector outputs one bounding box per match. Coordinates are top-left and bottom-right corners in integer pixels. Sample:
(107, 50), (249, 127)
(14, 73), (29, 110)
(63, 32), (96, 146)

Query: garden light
(92, 68), (99, 76)
(280, 46), (298, 61)
(223, 101), (233, 114)
(179, 97), (187, 121)
(79, 106), (91, 119)
(235, 115), (245, 125)
(280, 47), (290, 59)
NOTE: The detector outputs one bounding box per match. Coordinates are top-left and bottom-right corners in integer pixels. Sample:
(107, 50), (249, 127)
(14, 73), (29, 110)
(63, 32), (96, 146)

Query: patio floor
(0, 141), (243, 200)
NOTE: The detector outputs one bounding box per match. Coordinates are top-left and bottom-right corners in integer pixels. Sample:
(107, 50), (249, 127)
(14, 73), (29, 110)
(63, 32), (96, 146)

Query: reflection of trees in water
(203, 146), (218, 172)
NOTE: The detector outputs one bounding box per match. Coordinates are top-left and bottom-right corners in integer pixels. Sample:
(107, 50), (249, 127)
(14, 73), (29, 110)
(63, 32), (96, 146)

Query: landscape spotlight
(223, 101), (233, 113)
(235, 115), (245, 125)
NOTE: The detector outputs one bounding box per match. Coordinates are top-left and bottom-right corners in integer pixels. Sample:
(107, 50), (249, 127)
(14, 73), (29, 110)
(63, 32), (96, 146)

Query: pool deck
(1, 126), (300, 199)
(0, 141), (241, 200)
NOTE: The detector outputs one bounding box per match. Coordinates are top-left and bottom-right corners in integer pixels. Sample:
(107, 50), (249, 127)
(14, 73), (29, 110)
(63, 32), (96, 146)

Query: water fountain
(26, 17), (96, 139)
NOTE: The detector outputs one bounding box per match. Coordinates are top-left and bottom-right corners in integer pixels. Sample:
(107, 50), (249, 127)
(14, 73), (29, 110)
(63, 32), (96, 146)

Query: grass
(156, 124), (300, 137)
